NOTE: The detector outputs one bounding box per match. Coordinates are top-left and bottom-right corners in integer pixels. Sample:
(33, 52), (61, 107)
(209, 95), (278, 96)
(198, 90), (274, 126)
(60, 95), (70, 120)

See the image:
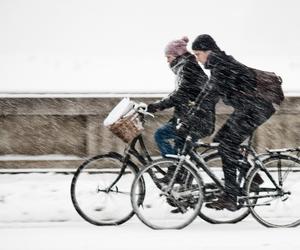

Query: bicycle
(131, 132), (300, 229)
(70, 101), (222, 226)
(70, 103), (153, 226)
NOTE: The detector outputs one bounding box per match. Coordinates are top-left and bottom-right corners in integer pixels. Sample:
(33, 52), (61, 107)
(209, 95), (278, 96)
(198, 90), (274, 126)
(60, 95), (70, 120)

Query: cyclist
(147, 36), (214, 157)
(191, 34), (276, 211)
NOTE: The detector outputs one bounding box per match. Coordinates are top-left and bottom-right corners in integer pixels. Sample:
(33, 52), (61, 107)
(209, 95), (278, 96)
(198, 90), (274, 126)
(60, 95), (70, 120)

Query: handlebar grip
(142, 110), (154, 118)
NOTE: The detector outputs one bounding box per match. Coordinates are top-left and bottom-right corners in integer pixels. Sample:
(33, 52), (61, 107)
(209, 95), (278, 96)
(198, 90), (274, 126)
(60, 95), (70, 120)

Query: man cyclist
(191, 34), (276, 211)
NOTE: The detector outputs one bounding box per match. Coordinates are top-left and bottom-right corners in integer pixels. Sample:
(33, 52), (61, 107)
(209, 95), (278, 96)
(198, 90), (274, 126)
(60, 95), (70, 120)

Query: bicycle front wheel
(245, 154), (300, 227)
(71, 153), (144, 226)
(131, 158), (204, 229)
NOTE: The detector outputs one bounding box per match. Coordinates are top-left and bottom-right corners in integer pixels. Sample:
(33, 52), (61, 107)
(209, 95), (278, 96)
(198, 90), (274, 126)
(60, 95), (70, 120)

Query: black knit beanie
(192, 34), (220, 51)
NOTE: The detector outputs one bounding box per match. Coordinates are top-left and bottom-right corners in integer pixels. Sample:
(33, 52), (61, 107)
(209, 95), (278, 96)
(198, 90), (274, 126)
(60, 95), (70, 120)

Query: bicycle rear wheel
(198, 152), (250, 224)
(131, 158), (204, 229)
(71, 152), (144, 226)
(245, 154), (300, 227)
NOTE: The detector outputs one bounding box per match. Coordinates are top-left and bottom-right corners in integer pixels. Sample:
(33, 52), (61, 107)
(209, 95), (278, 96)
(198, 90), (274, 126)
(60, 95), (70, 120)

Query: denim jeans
(154, 122), (184, 156)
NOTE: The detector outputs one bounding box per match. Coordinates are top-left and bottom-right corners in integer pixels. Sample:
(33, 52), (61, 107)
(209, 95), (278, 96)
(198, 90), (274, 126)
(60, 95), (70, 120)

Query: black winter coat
(153, 52), (209, 124)
(197, 51), (275, 115)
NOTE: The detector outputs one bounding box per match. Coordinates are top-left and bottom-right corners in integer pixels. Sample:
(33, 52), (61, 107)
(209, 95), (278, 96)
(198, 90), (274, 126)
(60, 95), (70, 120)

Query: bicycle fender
(105, 151), (141, 173)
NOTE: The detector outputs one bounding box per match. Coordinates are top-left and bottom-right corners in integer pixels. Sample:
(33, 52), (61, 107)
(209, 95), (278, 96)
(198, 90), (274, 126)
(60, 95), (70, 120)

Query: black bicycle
(131, 133), (300, 229)
(70, 102), (222, 227)
(71, 140), (154, 226)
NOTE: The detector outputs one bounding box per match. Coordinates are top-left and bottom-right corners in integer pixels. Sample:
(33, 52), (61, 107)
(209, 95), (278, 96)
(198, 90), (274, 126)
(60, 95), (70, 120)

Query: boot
(205, 194), (239, 212)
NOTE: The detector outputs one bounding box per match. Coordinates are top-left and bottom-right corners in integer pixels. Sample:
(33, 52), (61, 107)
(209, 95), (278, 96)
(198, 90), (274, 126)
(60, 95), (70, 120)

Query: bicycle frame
(240, 147), (300, 203)
(105, 135), (153, 192)
(127, 135), (153, 166)
(169, 134), (299, 206)
(164, 136), (226, 193)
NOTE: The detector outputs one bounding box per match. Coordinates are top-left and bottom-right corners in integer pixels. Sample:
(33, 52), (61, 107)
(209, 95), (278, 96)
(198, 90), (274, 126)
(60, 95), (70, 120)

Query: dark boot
(160, 165), (187, 184)
(253, 173), (264, 185)
(205, 194), (239, 212)
(249, 173), (264, 192)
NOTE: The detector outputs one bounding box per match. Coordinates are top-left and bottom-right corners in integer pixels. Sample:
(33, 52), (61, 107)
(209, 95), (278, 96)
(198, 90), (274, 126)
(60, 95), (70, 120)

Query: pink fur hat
(165, 36), (189, 57)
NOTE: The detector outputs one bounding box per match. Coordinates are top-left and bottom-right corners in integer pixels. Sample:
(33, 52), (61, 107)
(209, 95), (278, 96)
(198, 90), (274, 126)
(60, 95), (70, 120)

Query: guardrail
(0, 95), (299, 169)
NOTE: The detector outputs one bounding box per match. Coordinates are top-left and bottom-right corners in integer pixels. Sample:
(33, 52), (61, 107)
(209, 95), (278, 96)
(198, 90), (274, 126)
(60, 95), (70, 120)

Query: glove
(147, 103), (160, 113)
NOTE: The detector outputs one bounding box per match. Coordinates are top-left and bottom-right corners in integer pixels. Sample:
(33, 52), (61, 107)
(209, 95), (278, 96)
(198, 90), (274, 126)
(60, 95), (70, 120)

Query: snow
(0, 221), (299, 250)
(0, 93), (170, 98)
(0, 171), (300, 249)
(0, 154), (82, 161)
(103, 98), (135, 126)
(0, 173), (78, 223)
(0, 91), (298, 98)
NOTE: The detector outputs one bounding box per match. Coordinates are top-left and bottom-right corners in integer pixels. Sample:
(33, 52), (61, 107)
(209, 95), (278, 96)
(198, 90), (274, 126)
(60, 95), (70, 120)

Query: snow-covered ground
(1, 220), (299, 250)
(0, 173), (79, 223)
(0, 172), (300, 249)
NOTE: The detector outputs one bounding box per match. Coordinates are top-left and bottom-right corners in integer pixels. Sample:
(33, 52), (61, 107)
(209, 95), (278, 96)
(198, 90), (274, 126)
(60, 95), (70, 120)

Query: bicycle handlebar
(133, 102), (155, 118)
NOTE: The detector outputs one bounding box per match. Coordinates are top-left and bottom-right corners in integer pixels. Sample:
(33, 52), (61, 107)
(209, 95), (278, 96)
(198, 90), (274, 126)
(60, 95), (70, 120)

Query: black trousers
(213, 105), (275, 201)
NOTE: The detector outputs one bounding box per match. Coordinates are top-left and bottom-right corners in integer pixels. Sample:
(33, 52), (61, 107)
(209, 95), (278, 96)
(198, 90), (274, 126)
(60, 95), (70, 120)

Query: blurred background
(0, 0), (299, 94)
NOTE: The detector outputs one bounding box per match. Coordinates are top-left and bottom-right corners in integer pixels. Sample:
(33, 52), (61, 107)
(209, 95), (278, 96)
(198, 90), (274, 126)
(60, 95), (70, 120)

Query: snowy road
(1, 220), (300, 250)
(1, 172), (300, 249)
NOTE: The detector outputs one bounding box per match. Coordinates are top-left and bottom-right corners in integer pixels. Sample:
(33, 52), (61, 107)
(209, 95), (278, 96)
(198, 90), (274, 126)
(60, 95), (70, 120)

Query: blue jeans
(154, 122), (184, 156)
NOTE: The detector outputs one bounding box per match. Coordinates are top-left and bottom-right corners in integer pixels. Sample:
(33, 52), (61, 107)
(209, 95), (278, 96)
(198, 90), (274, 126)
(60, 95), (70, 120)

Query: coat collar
(170, 52), (193, 74)
(204, 51), (227, 69)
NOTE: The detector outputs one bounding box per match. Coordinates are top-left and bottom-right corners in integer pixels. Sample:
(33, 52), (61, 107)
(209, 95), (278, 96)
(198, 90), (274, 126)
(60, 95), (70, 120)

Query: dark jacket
(200, 51), (275, 115)
(153, 52), (209, 123)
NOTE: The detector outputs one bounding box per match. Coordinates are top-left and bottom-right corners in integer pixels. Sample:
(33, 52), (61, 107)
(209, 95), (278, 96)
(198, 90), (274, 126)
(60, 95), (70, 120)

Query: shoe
(249, 173), (264, 192)
(204, 182), (218, 190)
(159, 165), (187, 185)
(170, 208), (183, 214)
(205, 195), (239, 212)
(253, 173), (264, 185)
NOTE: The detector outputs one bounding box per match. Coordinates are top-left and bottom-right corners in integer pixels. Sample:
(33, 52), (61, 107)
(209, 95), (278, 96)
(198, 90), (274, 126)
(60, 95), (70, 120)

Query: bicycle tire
(198, 152), (251, 224)
(131, 158), (204, 229)
(245, 154), (300, 227)
(71, 152), (145, 226)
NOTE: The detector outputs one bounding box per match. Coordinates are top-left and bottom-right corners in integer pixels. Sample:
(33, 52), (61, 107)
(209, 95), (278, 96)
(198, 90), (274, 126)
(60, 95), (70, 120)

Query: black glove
(147, 103), (160, 113)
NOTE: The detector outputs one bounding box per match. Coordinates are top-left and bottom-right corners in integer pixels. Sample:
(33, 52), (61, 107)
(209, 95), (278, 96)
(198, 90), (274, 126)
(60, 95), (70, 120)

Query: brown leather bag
(251, 68), (284, 105)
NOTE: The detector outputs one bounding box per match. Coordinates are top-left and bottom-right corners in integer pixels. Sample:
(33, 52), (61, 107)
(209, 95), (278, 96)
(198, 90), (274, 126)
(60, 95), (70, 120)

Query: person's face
(166, 54), (176, 64)
(193, 50), (210, 65)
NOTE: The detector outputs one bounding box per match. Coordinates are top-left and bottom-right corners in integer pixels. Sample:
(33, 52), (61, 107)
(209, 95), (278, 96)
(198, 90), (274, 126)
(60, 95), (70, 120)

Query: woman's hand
(147, 103), (160, 113)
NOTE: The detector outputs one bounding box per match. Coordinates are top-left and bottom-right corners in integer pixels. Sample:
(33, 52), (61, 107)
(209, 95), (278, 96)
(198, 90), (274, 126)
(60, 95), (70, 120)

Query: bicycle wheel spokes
(71, 155), (140, 226)
(246, 155), (300, 227)
(131, 159), (203, 229)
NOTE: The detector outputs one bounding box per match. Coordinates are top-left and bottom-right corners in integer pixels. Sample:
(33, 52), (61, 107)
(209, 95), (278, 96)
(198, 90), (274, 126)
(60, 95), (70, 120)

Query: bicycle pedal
(204, 183), (218, 190)
(94, 206), (104, 212)
(170, 208), (185, 214)
(204, 198), (218, 204)
(242, 203), (271, 207)
(204, 202), (224, 210)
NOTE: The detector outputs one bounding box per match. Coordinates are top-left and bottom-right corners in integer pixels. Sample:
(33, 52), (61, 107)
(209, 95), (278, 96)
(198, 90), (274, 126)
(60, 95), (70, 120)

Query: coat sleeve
(184, 74), (220, 138)
(192, 69), (220, 110)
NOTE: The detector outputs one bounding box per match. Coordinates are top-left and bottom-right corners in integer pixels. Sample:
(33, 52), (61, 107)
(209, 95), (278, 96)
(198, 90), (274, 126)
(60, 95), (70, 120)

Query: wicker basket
(109, 113), (144, 143)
